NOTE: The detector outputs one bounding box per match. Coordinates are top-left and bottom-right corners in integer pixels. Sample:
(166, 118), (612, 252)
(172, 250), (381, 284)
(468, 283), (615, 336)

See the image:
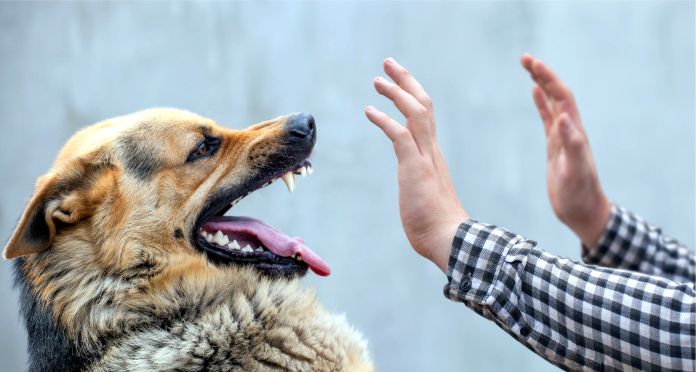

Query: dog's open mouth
(193, 160), (330, 278)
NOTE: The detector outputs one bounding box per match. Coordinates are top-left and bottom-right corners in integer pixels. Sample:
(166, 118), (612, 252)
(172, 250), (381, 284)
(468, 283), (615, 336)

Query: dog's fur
(5, 109), (372, 371)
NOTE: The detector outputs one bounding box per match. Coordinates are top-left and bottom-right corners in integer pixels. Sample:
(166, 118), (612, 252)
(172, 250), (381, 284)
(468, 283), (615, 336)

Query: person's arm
(364, 57), (695, 370)
(584, 204), (695, 283)
(445, 218), (696, 371)
(520, 54), (695, 282)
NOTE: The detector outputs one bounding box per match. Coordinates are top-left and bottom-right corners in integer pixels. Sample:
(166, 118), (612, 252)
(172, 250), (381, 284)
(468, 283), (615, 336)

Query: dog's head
(4, 108), (330, 279)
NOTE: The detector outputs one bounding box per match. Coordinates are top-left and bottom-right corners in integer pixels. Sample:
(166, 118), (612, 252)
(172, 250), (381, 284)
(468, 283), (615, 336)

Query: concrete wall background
(0, 2), (693, 371)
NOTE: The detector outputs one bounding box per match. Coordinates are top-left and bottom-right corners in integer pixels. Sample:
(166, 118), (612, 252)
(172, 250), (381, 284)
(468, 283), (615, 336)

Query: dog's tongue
(203, 216), (331, 276)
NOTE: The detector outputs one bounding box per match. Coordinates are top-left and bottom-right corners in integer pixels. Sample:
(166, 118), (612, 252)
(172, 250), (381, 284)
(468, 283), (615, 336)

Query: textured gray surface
(0, 2), (693, 371)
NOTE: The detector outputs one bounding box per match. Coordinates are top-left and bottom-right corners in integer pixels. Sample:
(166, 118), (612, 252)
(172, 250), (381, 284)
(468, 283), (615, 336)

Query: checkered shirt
(443, 205), (695, 371)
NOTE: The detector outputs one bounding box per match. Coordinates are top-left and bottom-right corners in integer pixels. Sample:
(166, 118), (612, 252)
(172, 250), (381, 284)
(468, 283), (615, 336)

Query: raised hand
(521, 54), (612, 248)
(365, 58), (468, 272)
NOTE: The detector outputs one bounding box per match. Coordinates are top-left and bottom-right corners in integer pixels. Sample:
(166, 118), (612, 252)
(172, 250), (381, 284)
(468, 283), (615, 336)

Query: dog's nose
(287, 113), (316, 139)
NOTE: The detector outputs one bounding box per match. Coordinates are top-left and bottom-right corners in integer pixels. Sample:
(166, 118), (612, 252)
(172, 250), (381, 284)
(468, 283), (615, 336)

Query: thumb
(557, 113), (585, 154)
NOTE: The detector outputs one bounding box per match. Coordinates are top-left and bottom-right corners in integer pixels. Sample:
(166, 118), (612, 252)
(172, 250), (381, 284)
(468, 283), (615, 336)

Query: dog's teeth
(211, 231), (221, 244)
(255, 247), (264, 253)
(229, 240), (240, 250)
(212, 230), (226, 246)
(205, 232), (214, 242)
(307, 165), (313, 175)
(241, 245), (253, 253)
(281, 171), (295, 193)
(299, 166), (307, 177)
(296, 255), (302, 261)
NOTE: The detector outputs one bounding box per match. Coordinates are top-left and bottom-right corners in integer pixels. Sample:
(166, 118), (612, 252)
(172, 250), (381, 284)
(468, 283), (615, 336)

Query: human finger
(373, 77), (429, 120)
(383, 58), (433, 110)
(533, 85), (553, 136)
(365, 106), (421, 160)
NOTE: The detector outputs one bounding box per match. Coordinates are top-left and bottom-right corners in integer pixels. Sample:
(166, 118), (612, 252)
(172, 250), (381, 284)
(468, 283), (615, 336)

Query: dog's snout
(287, 113), (315, 139)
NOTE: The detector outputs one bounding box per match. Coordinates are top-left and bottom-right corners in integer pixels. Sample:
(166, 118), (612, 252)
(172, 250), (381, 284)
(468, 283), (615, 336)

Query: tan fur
(5, 108), (372, 371)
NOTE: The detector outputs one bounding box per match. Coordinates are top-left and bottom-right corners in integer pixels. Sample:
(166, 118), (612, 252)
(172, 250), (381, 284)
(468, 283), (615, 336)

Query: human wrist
(427, 217), (468, 273)
(572, 195), (612, 248)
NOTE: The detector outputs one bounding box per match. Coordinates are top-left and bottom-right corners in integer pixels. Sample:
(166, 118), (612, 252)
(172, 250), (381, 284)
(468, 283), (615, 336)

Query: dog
(4, 108), (373, 371)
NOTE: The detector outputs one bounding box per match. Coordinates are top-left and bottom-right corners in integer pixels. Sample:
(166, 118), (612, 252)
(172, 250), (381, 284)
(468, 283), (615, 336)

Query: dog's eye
(192, 142), (209, 156)
(187, 136), (220, 163)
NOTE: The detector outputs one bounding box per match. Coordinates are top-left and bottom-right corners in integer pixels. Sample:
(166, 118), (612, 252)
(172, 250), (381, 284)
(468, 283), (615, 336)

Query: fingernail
(385, 57), (396, 64)
(365, 106), (376, 112)
(374, 77), (382, 83)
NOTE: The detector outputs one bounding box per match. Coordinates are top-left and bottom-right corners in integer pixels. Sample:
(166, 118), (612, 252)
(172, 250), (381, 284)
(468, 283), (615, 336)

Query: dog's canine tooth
(229, 240), (240, 250)
(281, 171), (295, 193)
(307, 165), (313, 175)
(299, 166), (307, 177)
(204, 232), (213, 242)
(241, 245), (253, 253)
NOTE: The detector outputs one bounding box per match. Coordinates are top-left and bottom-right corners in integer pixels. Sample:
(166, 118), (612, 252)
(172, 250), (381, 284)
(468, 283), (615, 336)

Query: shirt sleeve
(582, 204), (695, 284)
(443, 219), (695, 371)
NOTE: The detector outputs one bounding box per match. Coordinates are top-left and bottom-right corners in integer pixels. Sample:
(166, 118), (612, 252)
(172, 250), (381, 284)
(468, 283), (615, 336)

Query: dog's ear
(4, 158), (109, 259)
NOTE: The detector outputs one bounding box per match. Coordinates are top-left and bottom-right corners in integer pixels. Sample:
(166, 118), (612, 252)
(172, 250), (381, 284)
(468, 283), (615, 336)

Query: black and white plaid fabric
(583, 205), (695, 284)
(443, 205), (695, 371)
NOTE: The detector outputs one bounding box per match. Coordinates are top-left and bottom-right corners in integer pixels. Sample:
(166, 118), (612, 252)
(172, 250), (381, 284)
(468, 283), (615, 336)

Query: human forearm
(583, 204), (695, 283)
(445, 220), (696, 371)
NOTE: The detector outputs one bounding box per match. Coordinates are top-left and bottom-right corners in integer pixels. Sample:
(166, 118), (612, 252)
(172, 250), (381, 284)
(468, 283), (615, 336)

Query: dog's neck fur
(13, 228), (166, 371)
(14, 234), (372, 371)
(14, 258), (95, 372)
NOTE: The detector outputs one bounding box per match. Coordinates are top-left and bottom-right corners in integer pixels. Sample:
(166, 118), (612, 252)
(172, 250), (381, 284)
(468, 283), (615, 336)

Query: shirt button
(460, 272), (473, 292)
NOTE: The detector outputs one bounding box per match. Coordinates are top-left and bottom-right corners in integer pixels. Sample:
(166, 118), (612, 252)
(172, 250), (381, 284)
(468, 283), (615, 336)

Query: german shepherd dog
(4, 109), (372, 371)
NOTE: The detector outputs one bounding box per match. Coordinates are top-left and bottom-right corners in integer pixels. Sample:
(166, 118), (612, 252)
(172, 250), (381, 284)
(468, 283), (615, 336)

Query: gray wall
(0, 2), (693, 371)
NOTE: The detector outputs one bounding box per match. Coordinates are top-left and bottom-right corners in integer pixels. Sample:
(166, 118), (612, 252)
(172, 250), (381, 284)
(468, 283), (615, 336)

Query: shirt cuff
(443, 219), (522, 303)
(582, 204), (633, 265)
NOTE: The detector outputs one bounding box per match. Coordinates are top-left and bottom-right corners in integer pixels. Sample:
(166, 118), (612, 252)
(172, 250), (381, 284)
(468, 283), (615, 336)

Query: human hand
(521, 54), (611, 248)
(364, 58), (468, 273)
